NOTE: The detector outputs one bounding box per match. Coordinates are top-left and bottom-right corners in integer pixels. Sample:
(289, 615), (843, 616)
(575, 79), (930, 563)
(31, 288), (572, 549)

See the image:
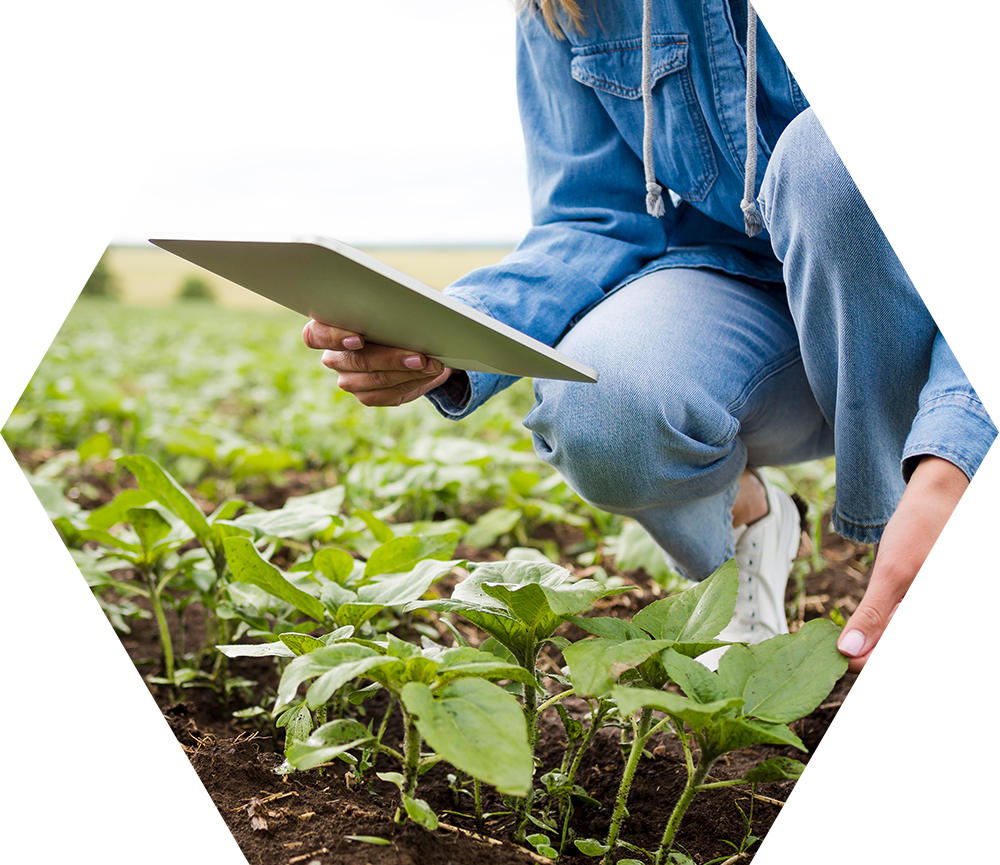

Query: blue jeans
(523, 109), (996, 579)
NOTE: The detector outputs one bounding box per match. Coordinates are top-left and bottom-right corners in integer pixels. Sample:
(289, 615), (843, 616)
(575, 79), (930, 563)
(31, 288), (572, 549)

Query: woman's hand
(302, 320), (452, 406)
(837, 455), (969, 673)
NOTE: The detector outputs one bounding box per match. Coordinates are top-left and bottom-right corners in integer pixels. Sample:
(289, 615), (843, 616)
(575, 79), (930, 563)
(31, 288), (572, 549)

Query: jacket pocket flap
(570, 39), (688, 100)
(774, 0), (922, 75)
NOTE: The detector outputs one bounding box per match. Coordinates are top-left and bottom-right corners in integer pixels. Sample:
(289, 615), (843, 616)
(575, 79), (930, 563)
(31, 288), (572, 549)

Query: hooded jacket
(429, 1), (808, 418)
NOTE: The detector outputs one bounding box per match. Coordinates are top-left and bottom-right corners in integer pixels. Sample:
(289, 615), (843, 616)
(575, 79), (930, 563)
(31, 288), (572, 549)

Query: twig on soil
(229, 790), (298, 811)
(437, 821), (503, 846)
(819, 700), (843, 710)
(753, 793), (833, 820)
(718, 852), (752, 865)
(288, 848), (328, 864)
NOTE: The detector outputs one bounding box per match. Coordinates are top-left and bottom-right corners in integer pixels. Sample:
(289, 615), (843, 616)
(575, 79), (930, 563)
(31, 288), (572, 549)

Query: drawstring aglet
(646, 182), (666, 218)
(741, 197), (762, 236)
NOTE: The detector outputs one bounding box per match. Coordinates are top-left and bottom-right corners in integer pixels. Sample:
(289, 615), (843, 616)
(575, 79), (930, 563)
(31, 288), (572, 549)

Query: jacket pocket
(570, 37), (718, 202)
(774, 0), (930, 111)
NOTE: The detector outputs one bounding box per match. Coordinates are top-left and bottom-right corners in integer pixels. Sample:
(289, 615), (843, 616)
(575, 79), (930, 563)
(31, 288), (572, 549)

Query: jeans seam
(913, 390), (992, 416)
(726, 346), (803, 417)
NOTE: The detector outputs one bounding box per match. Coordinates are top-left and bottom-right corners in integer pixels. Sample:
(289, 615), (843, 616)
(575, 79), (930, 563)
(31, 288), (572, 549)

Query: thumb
(837, 557), (908, 673)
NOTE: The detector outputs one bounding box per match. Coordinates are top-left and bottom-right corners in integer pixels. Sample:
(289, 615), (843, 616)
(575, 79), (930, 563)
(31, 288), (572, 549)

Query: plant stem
(653, 749), (717, 865)
(601, 707), (652, 865)
(513, 647), (540, 843)
(537, 688), (575, 714)
(402, 713), (421, 798)
(145, 572), (175, 685)
(474, 778), (483, 829)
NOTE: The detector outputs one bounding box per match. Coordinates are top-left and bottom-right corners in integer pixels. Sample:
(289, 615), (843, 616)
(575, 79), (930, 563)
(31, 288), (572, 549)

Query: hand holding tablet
(150, 235), (598, 389)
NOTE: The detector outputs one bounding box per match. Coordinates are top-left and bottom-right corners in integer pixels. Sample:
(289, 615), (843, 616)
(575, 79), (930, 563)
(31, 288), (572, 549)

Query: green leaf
(740, 757), (806, 784)
(86, 489), (154, 530)
(575, 838), (610, 856)
(82, 760), (143, 793)
(566, 615), (647, 641)
(287, 718), (374, 770)
(632, 559), (739, 643)
(358, 559), (462, 606)
(363, 533), (458, 578)
(314, 547), (356, 584)
(464, 506), (523, 548)
(710, 716), (806, 752)
(355, 509), (395, 543)
(117, 454), (212, 545)
(277, 644), (380, 708)
(0, 724), (28, 825)
(224, 537), (325, 623)
(802, 841), (833, 865)
(402, 794), (439, 830)
(77, 432), (113, 461)
(659, 648), (727, 703)
(343, 835), (390, 845)
(610, 686), (742, 733)
(216, 641), (295, 659)
(739, 619), (849, 723)
(401, 678), (533, 796)
(278, 703), (313, 756)
(125, 507), (172, 552)
(306, 656), (398, 709)
(278, 633), (327, 656)
(91, 794), (194, 844)
(564, 638), (674, 697)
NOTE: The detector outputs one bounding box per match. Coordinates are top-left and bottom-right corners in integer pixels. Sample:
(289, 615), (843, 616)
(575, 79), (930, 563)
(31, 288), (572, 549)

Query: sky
(0, 0), (529, 245)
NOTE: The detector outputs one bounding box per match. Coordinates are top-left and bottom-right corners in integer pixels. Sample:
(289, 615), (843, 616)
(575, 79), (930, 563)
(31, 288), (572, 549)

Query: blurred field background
(101, 244), (514, 308)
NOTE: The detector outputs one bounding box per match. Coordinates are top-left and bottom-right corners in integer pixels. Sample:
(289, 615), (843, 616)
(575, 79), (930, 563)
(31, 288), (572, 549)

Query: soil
(109, 507), (868, 865)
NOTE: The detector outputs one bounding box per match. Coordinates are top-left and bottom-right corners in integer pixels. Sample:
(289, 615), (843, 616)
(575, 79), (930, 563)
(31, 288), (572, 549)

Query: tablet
(149, 235), (598, 383)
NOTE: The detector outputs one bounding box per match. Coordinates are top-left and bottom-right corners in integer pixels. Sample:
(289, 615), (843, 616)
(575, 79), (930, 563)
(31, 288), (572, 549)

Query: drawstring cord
(641, 0), (666, 217)
(740, 2), (762, 236)
(641, 0), (761, 235)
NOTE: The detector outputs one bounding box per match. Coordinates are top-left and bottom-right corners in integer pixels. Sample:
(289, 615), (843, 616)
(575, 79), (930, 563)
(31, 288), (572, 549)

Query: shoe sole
(840, 724), (986, 780)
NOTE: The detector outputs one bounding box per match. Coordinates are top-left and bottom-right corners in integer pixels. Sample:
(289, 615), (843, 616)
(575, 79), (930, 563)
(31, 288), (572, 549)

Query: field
(4, 253), (865, 865)
(101, 244), (515, 307)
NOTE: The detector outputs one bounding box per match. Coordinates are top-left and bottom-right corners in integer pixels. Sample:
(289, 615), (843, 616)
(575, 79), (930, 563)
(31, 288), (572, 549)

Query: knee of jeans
(760, 93), (951, 248)
(524, 377), (739, 514)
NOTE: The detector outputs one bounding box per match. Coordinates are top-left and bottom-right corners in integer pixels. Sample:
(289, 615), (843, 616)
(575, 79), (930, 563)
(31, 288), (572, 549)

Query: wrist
(905, 455), (971, 518)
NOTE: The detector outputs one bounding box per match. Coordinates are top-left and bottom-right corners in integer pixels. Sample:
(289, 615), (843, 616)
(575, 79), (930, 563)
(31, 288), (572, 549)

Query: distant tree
(177, 276), (216, 302)
(0, 221), (118, 295)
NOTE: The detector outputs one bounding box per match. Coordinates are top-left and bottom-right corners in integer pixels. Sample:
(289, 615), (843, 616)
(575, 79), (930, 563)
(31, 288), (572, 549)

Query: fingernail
(343, 336), (363, 350)
(838, 629), (866, 657)
(404, 355), (424, 369)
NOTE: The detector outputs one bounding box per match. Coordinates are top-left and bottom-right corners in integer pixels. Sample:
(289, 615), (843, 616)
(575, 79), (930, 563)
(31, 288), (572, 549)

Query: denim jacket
(428, 1), (806, 419)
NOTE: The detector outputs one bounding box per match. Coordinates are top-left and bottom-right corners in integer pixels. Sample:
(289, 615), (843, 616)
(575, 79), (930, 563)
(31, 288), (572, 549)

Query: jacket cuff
(422, 288), (520, 420)
(901, 392), (997, 482)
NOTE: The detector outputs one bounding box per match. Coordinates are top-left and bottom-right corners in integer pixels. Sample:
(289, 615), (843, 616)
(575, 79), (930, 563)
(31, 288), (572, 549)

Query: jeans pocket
(570, 36), (718, 202)
(773, 0), (930, 116)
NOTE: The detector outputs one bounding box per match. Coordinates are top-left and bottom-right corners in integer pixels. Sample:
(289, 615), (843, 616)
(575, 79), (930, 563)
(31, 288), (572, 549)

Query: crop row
(47, 452), (847, 865)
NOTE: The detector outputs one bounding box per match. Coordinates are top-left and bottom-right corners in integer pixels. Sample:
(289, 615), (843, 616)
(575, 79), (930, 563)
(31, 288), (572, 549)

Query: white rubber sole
(840, 723), (986, 780)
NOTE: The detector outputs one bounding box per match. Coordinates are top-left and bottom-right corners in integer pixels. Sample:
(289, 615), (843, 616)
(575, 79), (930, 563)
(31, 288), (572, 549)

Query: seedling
(408, 557), (632, 840)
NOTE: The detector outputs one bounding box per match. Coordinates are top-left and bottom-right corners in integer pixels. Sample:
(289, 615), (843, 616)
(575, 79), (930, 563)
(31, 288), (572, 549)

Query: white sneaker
(700, 473), (800, 670)
(840, 640), (986, 778)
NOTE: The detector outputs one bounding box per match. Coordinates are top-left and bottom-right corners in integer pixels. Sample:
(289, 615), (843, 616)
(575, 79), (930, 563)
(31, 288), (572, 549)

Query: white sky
(115, 2), (529, 246)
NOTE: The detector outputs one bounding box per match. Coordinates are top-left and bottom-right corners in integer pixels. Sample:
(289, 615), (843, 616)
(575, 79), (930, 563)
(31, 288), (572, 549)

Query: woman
(302, 0), (995, 671)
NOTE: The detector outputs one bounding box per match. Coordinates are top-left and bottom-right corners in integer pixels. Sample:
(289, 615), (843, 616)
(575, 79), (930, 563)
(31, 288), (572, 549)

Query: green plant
(261, 633), (535, 826)
(0, 724), (203, 865)
(177, 275), (216, 302)
(0, 221), (117, 295)
(407, 556), (631, 841)
(564, 560), (847, 864)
